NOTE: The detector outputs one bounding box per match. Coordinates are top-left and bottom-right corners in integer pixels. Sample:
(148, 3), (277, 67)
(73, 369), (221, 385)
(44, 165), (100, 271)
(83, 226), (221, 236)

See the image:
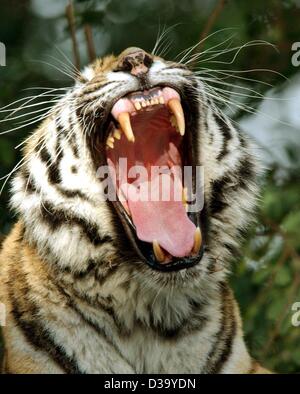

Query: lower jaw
(134, 233), (204, 272)
(106, 156), (205, 270)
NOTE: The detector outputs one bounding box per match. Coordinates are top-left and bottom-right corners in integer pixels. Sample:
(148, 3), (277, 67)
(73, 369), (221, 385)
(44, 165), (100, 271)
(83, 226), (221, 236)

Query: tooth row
(134, 96), (164, 111)
(106, 129), (121, 149)
(152, 227), (202, 263)
(107, 135), (115, 148)
(107, 97), (185, 149)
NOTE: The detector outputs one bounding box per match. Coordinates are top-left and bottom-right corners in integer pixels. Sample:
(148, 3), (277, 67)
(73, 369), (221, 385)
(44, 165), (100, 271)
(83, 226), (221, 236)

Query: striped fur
(0, 49), (268, 373)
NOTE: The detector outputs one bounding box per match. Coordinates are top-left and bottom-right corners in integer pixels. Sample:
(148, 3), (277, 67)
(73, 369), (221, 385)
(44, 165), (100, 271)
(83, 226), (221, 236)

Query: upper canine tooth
(170, 115), (178, 131)
(153, 240), (166, 263)
(192, 227), (202, 255)
(168, 98), (185, 136)
(118, 112), (135, 142)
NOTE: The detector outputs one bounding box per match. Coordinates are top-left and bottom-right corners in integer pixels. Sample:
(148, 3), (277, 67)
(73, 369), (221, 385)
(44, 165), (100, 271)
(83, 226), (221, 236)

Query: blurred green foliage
(1, 0), (300, 373)
(232, 163), (300, 373)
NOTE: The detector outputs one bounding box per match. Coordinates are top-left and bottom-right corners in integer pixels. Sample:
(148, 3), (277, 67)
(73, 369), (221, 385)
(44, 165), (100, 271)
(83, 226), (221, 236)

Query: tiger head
(11, 47), (259, 288)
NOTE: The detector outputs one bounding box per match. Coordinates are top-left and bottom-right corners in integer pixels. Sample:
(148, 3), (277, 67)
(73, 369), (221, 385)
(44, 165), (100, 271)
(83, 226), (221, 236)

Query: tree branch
(188, 0), (227, 68)
(199, 0), (227, 50)
(66, 0), (81, 70)
(84, 24), (96, 63)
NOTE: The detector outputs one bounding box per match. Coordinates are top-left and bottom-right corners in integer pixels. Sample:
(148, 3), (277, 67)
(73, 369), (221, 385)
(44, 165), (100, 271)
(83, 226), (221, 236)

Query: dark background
(0, 0), (300, 372)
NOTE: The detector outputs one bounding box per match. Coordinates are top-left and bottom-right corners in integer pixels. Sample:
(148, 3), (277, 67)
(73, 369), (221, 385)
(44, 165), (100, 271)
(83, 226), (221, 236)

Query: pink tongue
(123, 175), (196, 258)
(107, 104), (196, 260)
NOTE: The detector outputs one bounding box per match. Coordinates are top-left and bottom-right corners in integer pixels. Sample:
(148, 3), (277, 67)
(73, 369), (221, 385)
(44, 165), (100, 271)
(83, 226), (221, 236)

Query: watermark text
(291, 42), (300, 67)
(0, 302), (6, 327)
(96, 160), (204, 213)
(0, 41), (6, 66)
(291, 302), (300, 327)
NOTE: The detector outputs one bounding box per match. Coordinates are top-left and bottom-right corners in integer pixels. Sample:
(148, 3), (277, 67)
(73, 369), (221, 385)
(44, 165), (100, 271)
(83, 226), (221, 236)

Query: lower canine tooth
(192, 227), (202, 255)
(118, 112), (135, 142)
(168, 98), (185, 136)
(153, 240), (165, 263)
(182, 187), (188, 209)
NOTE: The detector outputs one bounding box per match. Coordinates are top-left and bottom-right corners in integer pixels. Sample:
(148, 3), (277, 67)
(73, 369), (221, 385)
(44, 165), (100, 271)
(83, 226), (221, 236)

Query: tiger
(0, 46), (270, 374)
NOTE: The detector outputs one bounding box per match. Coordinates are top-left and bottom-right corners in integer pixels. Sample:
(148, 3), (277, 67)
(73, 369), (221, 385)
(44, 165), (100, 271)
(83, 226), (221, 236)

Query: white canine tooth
(118, 112), (135, 142)
(134, 101), (141, 111)
(168, 98), (185, 136)
(192, 227), (202, 255)
(153, 240), (166, 263)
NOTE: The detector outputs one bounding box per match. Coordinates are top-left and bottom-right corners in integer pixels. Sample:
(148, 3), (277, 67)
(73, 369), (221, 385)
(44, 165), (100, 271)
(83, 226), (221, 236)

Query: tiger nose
(118, 47), (153, 76)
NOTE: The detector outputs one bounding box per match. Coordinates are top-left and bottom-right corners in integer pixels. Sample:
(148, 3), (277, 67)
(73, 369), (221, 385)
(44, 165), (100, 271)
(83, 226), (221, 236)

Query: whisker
(186, 40), (278, 66)
(46, 54), (80, 80)
(197, 82), (295, 128)
(177, 28), (238, 64)
(152, 23), (182, 57)
(0, 101), (61, 123)
(0, 89), (65, 113)
(199, 77), (292, 102)
(196, 68), (275, 88)
(29, 59), (77, 81)
(179, 32), (237, 64)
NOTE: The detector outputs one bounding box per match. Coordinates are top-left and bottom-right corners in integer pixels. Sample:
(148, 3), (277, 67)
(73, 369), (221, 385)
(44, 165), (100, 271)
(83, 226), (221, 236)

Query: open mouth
(95, 86), (203, 271)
